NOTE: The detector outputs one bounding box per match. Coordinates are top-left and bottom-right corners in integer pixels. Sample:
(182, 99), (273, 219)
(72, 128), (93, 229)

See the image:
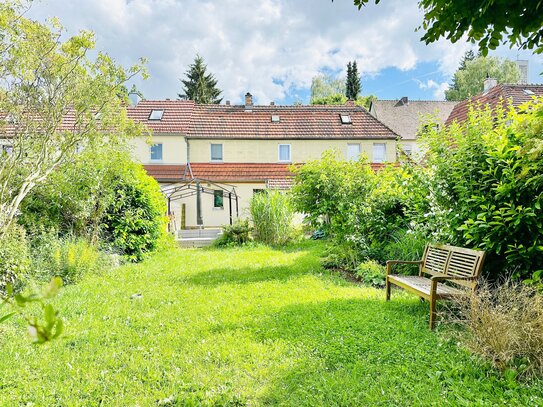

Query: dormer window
(149, 109), (164, 120)
(340, 114), (352, 124)
(271, 115), (280, 123)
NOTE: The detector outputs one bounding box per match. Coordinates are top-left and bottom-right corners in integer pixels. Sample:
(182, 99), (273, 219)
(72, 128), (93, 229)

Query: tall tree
(345, 61), (361, 100)
(0, 0), (146, 235)
(350, 1), (543, 55)
(310, 74), (346, 103)
(445, 56), (521, 101)
(179, 55), (222, 104)
(447, 50), (476, 98)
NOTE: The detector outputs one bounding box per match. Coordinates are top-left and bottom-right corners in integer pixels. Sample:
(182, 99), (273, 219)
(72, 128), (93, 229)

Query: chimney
(270, 101), (275, 106)
(128, 91), (141, 106)
(484, 76), (498, 92)
(225, 100), (230, 106)
(345, 99), (355, 106)
(245, 92), (253, 110)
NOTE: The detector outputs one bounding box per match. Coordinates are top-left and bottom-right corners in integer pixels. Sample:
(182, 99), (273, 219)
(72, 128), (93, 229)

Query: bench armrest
(386, 260), (423, 276)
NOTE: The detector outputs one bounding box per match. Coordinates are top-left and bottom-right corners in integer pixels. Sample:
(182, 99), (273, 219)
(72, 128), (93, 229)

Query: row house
(128, 93), (398, 229)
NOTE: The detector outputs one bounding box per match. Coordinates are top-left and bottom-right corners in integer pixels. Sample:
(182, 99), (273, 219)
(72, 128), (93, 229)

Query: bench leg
(429, 297), (436, 330)
(385, 278), (391, 301)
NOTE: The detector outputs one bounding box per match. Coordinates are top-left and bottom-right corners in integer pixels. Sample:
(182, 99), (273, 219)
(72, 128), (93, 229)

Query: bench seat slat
(388, 275), (467, 299)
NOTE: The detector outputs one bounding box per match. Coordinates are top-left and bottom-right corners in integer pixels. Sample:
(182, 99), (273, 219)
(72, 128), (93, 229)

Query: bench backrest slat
(422, 244), (485, 289)
(423, 245), (451, 275)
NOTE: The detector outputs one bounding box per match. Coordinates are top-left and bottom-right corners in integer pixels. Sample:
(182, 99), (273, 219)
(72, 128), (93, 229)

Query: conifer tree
(179, 55), (222, 104)
(345, 61), (361, 100)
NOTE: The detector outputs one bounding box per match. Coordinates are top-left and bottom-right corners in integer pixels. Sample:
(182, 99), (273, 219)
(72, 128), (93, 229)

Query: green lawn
(1, 241), (542, 406)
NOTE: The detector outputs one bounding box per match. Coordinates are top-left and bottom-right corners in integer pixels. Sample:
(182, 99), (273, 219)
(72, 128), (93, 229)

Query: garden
(2, 1), (543, 404)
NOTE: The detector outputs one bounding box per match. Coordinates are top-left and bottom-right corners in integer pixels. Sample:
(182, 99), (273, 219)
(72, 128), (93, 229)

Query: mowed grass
(1, 241), (542, 406)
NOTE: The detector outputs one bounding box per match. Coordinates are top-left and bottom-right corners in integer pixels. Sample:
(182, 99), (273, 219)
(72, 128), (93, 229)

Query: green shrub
(103, 163), (167, 261)
(355, 260), (386, 288)
(321, 241), (366, 272)
(249, 190), (295, 245)
(370, 229), (428, 275)
(214, 219), (252, 247)
(421, 99), (543, 279)
(0, 225), (30, 293)
(19, 146), (167, 263)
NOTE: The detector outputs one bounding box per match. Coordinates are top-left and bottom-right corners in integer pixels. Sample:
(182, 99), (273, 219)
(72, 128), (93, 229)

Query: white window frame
(149, 109), (164, 120)
(150, 143), (163, 161)
(278, 144), (291, 162)
(347, 143), (361, 161)
(372, 143), (387, 163)
(210, 143), (223, 161)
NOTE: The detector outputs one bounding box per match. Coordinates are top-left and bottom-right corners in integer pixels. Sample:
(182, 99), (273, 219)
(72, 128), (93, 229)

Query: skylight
(271, 115), (280, 123)
(149, 109), (164, 120)
(340, 114), (352, 124)
(524, 89), (535, 96)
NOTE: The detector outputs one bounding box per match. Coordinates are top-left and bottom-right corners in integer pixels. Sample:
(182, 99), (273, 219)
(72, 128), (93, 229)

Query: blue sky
(29, 0), (543, 105)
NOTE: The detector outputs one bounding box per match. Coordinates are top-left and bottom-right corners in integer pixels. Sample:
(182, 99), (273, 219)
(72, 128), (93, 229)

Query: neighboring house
(129, 93), (398, 229)
(369, 97), (458, 158)
(445, 81), (543, 126)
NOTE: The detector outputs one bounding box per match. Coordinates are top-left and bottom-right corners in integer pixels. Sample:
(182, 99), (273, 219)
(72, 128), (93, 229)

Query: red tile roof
(445, 84), (543, 126)
(126, 100), (194, 134)
(144, 162), (388, 184)
(187, 104), (397, 140)
(190, 163), (293, 182)
(143, 165), (188, 181)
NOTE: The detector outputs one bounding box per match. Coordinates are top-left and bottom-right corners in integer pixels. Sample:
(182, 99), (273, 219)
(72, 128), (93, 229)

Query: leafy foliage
(421, 99), (543, 280)
(351, 0), (543, 55)
(249, 190), (295, 245)
(310, 74), (346, 103)
(0, 0), (146, 234)
(355, 260), (386, 287)
(1, 277), (63, 344)
(103, 163), (167, 262)
(179, 54), (222, 104)
(20, 148), (166, 263)
(0, 225), (30, 293)
(19, 146), (133, 240)
(445, 56), (521, 101)
(214, 219), (252, 247)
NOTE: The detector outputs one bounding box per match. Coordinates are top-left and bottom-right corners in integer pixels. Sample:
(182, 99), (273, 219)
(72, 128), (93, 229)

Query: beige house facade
(128, 94), (398, 229)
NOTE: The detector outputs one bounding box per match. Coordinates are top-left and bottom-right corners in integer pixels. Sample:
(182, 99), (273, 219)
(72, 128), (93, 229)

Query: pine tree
(179, 55), (222, 104)
(345, 61), (361, 100)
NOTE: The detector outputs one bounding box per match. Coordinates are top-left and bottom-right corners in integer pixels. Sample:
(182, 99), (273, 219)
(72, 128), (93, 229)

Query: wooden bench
(385, 244), (486, 329)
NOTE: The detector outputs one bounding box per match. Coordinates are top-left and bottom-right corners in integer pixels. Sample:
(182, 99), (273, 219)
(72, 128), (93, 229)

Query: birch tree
(0, 1), (147, 236)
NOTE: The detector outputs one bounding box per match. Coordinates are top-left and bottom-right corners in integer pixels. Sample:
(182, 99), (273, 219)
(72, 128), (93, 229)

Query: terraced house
(128, 93), (398, 229)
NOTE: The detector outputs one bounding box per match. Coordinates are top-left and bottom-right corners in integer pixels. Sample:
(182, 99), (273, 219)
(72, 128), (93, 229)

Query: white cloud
(27, 0), (542, 103)
(415, 79), (449, 99)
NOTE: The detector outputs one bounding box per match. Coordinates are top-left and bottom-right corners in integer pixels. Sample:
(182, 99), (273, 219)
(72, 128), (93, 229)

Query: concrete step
(178, 228), (222, 239)
(177, 228), (223, 248)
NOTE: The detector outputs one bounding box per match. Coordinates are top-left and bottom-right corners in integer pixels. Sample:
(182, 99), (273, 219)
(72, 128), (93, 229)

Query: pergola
(160, 176), (239, 228)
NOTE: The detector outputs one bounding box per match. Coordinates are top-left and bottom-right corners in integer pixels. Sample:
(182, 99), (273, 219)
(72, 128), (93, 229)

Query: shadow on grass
(178, 250), (322, 287)
(241, 298), (531, 406)
(180, 264), (313, 287)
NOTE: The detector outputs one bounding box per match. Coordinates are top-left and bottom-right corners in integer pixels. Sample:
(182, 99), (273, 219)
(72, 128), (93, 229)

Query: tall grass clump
(454, 280), (543, 379)
(249, 190), (294, 245)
